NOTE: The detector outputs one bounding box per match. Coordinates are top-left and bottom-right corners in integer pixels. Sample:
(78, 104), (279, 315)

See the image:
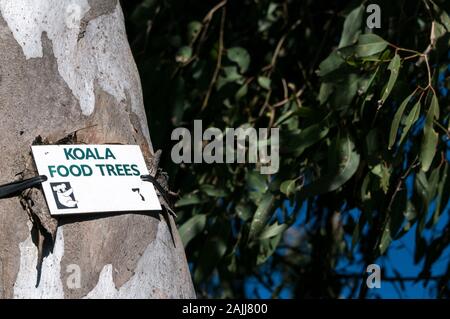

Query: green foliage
(338, 4), (364, 48)
(389, 92), (415, 149)
(248, 193), (274, 241)
(297, 134), (361, 199)
(179, 214), (207, 247)
(227, 47), (250, 73)
(122, 0), (450, 298)
(399, 100), (421, 145)
(420, 94), (440, 172)
(380, 54), (401, 107)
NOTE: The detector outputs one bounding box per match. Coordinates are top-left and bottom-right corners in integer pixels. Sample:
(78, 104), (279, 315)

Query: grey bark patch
(20, 149), (58, 242)
(79, 0), (118, 42)
(59, 212), (159, 298)
(75, 84), (140, 145)
(0, 200), (31, 299)
(0, 14), (81, 298)
(84, 217), (196, 298)
(85, 0), (118, 21)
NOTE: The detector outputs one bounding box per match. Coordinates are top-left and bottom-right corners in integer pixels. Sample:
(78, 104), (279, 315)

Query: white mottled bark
(0, 0), (195, 299)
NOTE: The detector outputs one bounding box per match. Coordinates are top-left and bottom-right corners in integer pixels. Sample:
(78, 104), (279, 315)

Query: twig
(434, 120), (450, 139)
(171, 0), (227, 77)
(258, 20), (301, 118)
(194, 0), (227, 56)
(203, 0), (227, 24)
(201, 6), (226, 111)
(271, 87), (304, 108)
(424, 54), (436, 95)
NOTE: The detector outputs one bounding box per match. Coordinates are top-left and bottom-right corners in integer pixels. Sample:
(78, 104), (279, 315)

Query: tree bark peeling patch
(84, 219), (196, 299)
(0, 0), (151, 145)
(13, 223), (65, 298)
(0, 14), (82, 298)
(59, 213), (160, 298)
(85, 0), (117, 21)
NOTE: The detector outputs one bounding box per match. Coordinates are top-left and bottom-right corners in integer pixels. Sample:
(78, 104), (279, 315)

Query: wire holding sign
(0, 175), (48, 199)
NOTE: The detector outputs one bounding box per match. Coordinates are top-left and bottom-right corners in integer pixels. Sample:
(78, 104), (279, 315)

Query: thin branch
(171, 0), (227, 76)
(424, 55), (435, 91)
(271, 87), (304, 108)
(434, 120), (450, 138)
(201, 6), (226, 111)
(258, 20), (302, 118)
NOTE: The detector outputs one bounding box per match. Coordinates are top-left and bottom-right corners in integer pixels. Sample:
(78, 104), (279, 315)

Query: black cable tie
(141, 174), (167, 198)
(0, 175), (47, 199)
(141, 174), (177, 217)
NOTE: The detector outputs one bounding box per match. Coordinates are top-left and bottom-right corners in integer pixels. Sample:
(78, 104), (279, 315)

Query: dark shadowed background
(120, 0), (450, 298)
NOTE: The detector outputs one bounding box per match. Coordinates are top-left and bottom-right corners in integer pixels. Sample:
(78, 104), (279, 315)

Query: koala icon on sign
(50, 182), (78, 209)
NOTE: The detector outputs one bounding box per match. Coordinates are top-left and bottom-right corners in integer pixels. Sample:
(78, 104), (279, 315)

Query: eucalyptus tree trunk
(0, 0), (195, 298)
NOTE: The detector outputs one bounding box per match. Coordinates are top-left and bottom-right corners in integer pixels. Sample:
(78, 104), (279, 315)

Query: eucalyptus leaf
(259, 222), (289, 240)
(257, 76), (271, 90)
(352, 214), (365, 250)
(415, 170), (430, 213)
(227, 47), (250, 73)
(287, 124), (329, 156)
(236, 203), (253, 221)
(370, 163), (391, 194)
(176, 193), (206, 207)
(317, 51), (345, 77)
(176, 46), (192, 63)
(380, 54), (401, 107)
(194, 223), (229, 284)
(224, 65), (242, 80)
(339, 5), (364, 48)
(390, 189), (407, 240)
(420, 94), (440, 172)
(179, 214), (207, 247)
(280, 179), (296, 196)
(247, 170), (268, 203)
(248, 193), (274, 241)
(340, 33), (388, 58)
(399, 100), (421, 145)
(379, 224), (392, 255)
(354, 33), (389, 57)
(235, 84), (248, 100)
(378, 189), (408, 255)
(187, 21), (202, 43)
(431, 3), (450, 44)
(298, 134), (360, 198)
(432, 163), (449, 225)
(388, 92), (415, 149)
(257, 233), (282, 265)
(318, 82), (335, 104)
(200, 184), (228, 197)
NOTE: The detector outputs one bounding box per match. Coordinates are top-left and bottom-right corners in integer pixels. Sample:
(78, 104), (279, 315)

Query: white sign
(31, 145), (162, 215)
